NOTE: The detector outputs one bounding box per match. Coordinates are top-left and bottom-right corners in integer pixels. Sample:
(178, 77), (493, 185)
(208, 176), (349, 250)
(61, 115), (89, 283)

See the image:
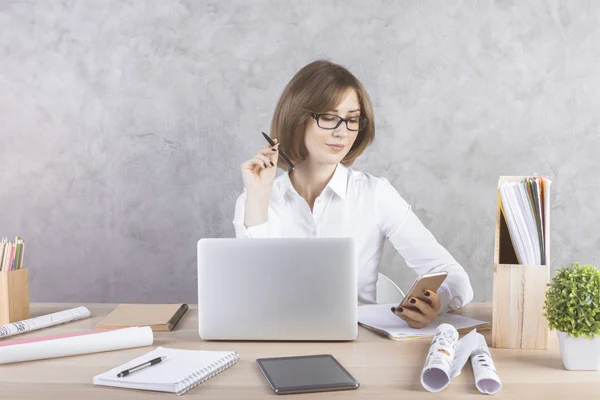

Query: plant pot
(557, 331), (600, 370)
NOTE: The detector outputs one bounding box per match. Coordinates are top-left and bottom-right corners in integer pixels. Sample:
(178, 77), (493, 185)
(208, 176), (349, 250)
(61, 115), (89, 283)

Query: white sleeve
(233, 190), (270, 238)
(375, 178), (474, 312)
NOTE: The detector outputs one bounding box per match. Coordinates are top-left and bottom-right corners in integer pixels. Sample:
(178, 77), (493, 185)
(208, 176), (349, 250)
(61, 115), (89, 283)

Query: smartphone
(398, 271), (448, 308)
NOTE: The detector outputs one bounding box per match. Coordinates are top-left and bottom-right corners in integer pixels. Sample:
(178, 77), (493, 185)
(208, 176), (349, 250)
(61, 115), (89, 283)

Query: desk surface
(0, 303), (598, 399)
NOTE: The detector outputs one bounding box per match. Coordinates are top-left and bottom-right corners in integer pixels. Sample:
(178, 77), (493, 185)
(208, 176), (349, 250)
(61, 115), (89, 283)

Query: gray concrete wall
(1, 0), (598, 303)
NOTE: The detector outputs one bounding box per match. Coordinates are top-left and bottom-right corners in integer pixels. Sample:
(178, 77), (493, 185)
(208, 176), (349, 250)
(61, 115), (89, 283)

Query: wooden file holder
(0, 268), (31, 324)
(492, 176), (550, 349)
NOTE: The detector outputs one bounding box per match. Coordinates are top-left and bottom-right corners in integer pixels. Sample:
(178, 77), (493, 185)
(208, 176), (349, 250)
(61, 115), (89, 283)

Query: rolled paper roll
(471, 334), (502, 395)
(420, 323), (459, 392)
(0, 326), (153, 364)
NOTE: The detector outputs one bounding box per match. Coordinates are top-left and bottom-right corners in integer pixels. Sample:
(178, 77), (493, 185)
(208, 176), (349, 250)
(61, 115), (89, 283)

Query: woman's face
(304, 89), (361, 166)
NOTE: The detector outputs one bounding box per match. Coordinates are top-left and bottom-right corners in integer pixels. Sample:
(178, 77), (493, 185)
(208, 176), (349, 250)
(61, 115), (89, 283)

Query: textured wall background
(1, 0), (598, 303)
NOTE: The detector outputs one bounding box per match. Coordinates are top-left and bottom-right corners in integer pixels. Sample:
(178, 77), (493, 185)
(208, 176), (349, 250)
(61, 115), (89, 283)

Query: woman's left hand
(391, 290), (441, 329)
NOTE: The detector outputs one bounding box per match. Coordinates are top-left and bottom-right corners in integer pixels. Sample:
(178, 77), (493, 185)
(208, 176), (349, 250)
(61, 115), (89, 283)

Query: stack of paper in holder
(498, 176), (551, 265)
(420, 324), (502, 394)
(358, 304), (490, 340)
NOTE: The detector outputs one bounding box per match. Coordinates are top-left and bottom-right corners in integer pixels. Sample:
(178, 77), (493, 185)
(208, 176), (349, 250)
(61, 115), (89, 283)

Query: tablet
(256, 354), (360, 395)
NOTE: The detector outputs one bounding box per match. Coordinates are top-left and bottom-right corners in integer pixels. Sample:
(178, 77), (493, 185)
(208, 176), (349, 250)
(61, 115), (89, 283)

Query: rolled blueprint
(420, 325), (481, 392)
(471, 333), (502, 395)
(0, 306), (90, 339)
(420, 323), (459, 392)
(0, 326), (153, 364)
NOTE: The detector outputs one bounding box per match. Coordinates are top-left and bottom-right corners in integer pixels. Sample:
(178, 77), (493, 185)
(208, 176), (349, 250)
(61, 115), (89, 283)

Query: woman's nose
(332, 124), (349, 137)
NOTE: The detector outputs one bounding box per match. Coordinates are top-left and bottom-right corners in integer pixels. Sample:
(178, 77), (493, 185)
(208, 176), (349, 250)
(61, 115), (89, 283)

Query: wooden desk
(0, 303), (599, 399)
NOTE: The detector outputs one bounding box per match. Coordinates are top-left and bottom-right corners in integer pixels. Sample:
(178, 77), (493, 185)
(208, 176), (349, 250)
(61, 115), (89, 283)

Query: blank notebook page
(93, 346), (239, 395)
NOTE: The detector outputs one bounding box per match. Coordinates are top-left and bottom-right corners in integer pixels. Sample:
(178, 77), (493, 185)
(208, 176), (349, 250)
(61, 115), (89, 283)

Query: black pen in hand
(261, 131), (295, 170)
(117, 356), (166, 378)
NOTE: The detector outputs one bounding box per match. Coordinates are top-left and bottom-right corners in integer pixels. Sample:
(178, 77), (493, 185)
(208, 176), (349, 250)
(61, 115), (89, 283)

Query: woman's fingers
(241, 139), (279, 194)
(270, 143), (280, 166)
(392, 308), (426, 329)
(241, 141), (280, 174)
(404, 317), (425, 329)
(259, 147), (276, 156)
(254, 153), (274, 168)
(241, 157), (270, 172)
(407, 297), (438, 321)
(423, 290), (441, 312)
(260, 144), (279, 159)
(261, 137), (279, 149)
(259, 144), (280, 166)
(393, 305), (429, 325)
(390, 289), (442, 329)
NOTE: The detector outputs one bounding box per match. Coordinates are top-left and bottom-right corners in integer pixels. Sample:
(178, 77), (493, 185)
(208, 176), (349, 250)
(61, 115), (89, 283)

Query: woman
(233, 60), (473, 328)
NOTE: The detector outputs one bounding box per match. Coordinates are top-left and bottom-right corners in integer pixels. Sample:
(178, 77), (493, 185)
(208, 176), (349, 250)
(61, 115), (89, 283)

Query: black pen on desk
(261, 131), (295, 170)
(117, 356), (166, 378)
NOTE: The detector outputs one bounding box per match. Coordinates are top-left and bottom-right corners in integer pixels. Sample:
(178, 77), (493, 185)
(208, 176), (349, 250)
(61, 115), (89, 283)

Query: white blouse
(233, 164), (473, 311)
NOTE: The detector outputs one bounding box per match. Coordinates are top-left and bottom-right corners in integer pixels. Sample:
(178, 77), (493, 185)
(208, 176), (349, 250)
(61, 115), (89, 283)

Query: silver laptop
(197, 238), (357, 341)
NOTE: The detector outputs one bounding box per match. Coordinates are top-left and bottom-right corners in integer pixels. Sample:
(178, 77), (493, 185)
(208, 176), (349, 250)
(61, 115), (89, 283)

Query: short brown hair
(269, 60), (375, 170)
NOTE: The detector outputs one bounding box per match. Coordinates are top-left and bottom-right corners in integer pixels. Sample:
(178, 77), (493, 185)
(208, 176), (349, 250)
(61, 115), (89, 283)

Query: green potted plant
(544, 262), (600, 370)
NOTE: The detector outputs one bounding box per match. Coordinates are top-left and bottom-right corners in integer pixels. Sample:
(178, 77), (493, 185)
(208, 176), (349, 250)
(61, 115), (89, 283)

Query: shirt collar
(327, 163), (348, 199)
(280, 164), (348, 200)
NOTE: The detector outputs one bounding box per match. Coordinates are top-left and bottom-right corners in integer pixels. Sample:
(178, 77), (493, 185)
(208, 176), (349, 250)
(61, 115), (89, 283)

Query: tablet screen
(256, 354), (359, 394)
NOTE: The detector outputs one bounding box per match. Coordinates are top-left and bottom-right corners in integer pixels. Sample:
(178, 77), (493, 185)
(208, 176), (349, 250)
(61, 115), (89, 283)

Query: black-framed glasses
(310, 113), (369, 132)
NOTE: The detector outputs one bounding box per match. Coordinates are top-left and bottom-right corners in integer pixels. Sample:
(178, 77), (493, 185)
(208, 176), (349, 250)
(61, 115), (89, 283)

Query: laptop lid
(197, 238), (357, 341)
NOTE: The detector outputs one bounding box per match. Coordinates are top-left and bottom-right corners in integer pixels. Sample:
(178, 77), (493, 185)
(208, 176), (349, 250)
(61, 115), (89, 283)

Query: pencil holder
(492, 176), (550, 350)
(0, 267), (31, 324)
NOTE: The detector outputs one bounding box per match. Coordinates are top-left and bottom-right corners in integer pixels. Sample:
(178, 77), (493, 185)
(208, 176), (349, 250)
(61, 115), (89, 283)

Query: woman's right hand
(240, 140), (280, 229)
(240, 139), (280, 196)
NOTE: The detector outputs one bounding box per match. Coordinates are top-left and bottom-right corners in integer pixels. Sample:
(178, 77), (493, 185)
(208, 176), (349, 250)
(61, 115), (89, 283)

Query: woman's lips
(327, 144), (345, 151)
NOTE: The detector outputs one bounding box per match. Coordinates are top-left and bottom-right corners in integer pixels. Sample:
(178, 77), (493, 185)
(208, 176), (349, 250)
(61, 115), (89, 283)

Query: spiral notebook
(93, 347), (239, 396)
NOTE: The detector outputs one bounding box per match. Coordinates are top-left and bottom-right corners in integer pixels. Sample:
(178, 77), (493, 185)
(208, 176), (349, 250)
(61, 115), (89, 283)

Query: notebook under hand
(358, 304), (490, 340)
(93, 347), (239, 395)
(96, 304), (188, 332)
